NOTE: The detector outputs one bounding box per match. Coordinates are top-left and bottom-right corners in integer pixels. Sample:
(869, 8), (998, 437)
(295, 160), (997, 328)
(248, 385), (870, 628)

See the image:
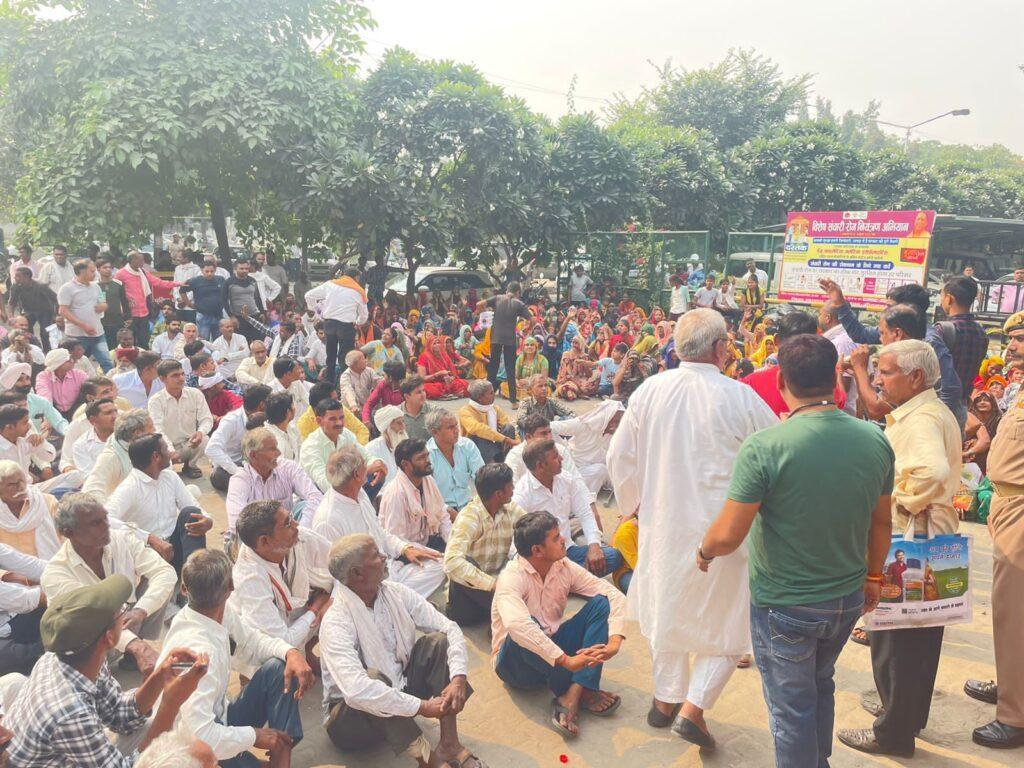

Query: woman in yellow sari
(750, 335), (777, 368)
(470, 327), (491, 380)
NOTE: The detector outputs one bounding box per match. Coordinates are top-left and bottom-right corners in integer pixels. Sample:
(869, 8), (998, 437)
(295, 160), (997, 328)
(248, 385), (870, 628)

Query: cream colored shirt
(235, 356), (276, 387)
(148, 387), (213, 447)
(884, 388), (961, 535)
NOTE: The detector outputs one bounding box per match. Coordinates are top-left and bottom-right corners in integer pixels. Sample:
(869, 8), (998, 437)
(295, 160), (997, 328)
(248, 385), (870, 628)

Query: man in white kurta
(228, 500), (334, 677)
(312, 445), (445, 599)
(607, 309), (776, 743)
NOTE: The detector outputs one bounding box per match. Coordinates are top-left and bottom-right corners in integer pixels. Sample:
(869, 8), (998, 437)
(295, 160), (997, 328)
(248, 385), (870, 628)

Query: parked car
(384, 266), (498, 299)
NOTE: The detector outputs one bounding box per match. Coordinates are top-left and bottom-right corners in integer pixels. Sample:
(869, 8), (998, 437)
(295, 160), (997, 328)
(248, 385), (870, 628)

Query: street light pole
(876, 109), (971, 149)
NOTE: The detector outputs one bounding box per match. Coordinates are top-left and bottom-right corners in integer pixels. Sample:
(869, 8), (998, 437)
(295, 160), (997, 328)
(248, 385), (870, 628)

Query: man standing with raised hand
(608, 308), (777, 750)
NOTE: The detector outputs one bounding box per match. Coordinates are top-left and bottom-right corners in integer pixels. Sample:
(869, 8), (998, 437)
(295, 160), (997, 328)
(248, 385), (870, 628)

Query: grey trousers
(325, 632), (472, 754)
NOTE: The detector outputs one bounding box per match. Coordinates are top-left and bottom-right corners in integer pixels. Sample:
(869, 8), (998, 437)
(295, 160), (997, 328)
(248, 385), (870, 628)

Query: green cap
(40, 574), (133, 655)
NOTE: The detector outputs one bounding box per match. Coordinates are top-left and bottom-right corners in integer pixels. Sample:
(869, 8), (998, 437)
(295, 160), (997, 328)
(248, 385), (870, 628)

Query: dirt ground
(120, 396), (1010, 767)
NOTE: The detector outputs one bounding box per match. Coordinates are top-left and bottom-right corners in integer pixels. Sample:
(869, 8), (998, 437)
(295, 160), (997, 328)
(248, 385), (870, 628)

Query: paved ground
(119, 396), (1011, 767)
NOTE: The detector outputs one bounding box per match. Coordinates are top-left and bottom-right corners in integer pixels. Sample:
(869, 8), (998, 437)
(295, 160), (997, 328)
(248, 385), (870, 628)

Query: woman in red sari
(417, 334), (469, 399)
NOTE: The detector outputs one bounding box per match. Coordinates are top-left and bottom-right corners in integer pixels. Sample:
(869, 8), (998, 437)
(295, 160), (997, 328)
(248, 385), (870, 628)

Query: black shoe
(965, 679), (998, 705)
(973, 720), (1024, 749)
(672, 716), (716, 751)
(837, 728), (914, 757)
(860, 690), (885, 718)
(647, 701), (681, 728)
(180, 464), (203, 479)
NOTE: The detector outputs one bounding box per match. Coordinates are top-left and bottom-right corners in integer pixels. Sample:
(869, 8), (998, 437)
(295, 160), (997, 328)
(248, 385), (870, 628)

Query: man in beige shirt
(839, 340), (961, 758)
(148, 359), (212, 479)
(235, 340), (276, 387)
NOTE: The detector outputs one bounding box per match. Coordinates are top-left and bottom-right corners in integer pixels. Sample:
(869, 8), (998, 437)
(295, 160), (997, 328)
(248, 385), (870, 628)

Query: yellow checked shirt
(884, 388), (962, 535)
(443, 496), (526, 591)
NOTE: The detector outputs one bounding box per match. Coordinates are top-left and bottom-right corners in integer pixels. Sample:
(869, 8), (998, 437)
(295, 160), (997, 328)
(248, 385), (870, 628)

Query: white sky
(362, 0), (1024, 153)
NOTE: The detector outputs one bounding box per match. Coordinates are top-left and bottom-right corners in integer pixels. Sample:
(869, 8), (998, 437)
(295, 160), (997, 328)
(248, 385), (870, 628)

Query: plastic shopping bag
(865, 516), (972, 631)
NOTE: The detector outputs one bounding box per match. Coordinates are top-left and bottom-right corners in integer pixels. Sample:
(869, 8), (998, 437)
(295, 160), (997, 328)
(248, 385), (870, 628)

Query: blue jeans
(198, 312), (222, 342)
(72, 334), (113, 372)
(750, 588), (863, 768)
(495, 595), (609, 695)
(566, 544), (624, 578)
(221, 658), (303, 767)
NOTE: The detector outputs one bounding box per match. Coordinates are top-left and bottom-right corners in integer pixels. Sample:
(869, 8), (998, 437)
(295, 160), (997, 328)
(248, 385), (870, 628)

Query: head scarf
(980, 357), (1005, 382)
(198, 373), (225, 390)
(986, 374), (1008, 392)
(0, 363), (31, 392)
(419, 334), (456, 376)
(971, 391), (1002, 438)
(751, 336), (776, 367)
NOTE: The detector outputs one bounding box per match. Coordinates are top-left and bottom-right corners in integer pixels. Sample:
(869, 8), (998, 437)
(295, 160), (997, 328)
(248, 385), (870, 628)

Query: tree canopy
(1, 5), (1021, 270)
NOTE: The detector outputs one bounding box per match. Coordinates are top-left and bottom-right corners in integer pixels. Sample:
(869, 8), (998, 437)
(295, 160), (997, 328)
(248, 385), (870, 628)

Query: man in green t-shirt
(698, 334), (894, 768)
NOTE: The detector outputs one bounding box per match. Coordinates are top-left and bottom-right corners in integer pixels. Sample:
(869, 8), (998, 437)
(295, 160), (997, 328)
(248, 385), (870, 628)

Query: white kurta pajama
(607, 362), (777, 705)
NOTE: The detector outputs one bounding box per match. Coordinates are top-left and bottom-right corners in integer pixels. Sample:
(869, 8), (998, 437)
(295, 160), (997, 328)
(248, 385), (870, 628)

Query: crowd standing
(0, 244), (1019, 768)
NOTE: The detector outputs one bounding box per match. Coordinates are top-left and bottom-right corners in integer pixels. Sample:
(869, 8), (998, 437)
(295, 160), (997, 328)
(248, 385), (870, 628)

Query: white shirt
(0, 543), (44, 638)
(1, 346), (45, 367)
(304, 336), (327, 366)
(206, 407), (249, 476)
(227, 529), (333, 666)
(148, 387), (213, 447)
(304, 281), (368, 324)
(670, 285), (690, 315)
(824, 324), (860, 416)
(319, 581), (468, 719)
(0, 433), (55, 477)
(173, 262), (202, 285)
(607, 362), (778, 655)
(694, 287), (717, 308)
(270, 378), (310, 423)
(235, 356), (276, 387)
(365, 436), (399, 488)
(210, 334), (248, 377)
(266, 422), (302, 462)
(38, 259), (75, 296)
(512, 471), (599, 546)
(82, 438), (131, 503)
(111, 370), (164, 408)
(251, 271), (282, 304)
(313, 489), (408, 561)
(569, 273), (594, 302)
(41, 529), (176, 652)
(150, 331), (181, 360)
(70, 426), (108, 474)
(505, 440), (585, 492)
(156, 605), (293, 761)
(106, 468), (210, 540)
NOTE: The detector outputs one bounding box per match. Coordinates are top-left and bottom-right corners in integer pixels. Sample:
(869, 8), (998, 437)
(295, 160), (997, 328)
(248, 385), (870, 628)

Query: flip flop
(551, 698), (579, 738)
(585, 696), (622, 720)
(850, 627), (870, 646)
(647, 701), (682, 728)
(736, 654), (752, 669)
(445, 754), (489, 768)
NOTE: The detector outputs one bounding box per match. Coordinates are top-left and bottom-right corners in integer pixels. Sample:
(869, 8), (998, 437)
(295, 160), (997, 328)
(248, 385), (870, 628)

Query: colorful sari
(417, 335), (469, 399)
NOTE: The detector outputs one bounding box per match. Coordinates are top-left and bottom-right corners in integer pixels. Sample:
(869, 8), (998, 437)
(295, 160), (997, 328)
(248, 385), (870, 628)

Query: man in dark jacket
(485, 282), (533, 405)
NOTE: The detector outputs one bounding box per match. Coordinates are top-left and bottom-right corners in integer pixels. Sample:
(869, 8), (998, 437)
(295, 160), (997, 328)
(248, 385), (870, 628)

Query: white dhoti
(388, 557), (446, 600)
(651, 647), (742, 708)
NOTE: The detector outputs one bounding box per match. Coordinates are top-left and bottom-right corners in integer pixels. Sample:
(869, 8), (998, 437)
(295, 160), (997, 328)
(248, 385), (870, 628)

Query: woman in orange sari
(417, 334), (469, 399)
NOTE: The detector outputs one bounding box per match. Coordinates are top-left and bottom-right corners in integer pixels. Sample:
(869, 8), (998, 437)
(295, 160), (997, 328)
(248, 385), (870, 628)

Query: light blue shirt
(427, 436), (484, 510)
(27, 393), (68, 436)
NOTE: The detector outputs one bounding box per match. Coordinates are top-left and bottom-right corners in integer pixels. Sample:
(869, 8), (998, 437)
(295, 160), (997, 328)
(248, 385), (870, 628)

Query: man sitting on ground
(312, 446), (445, 599)
(82, 408), (154, 503)
(379, 438), (452, 552)
(0, 540), (47, 676)
(3, 575), (207, 766)
(106, 434), (213, 574)
(225, 427), (323, 537)
(426, 409), (484, 513)
(297, 380), (370, 445)
(515, 375), (572, 433)
(42, 493), (176, 677)
(69, 398), (119, 474)
(444, 463), (525, 626)
(459, 380), (519, 463)
(210, 318), (248, 379)
(550, 400), (624, 496)
(300, 398), (384, 493)
(339, 349), (379, 415)
(365, 405), (407, 489)
(401, 375), (438, 442)
(235, 339), (276, 388)
(206, 384), (271, 491)
(270, 357), (310, 422)
(513, 440), (622, 577)
(0, 459), (60, 562)
(113, 351), (164, 409)
(0, 404), (56, 480)
(263, 392), (302, 461)
(159, 549), (314, 767)
(148, 360), (213, 480)
(492, 511), (627, 738)
(319, 533), (487, 768)
(229, 501), (334, 677)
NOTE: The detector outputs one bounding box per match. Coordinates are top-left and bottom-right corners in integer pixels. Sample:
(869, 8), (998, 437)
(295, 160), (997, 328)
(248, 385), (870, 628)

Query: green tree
(0, 0), (372, 252)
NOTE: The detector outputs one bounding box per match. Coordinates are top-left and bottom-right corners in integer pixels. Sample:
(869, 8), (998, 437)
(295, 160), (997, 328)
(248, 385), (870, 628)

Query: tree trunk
(208, 196), (230, 259)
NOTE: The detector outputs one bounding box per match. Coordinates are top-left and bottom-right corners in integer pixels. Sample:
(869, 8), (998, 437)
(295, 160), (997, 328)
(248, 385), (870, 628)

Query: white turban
(0, 363), (31, 392)
(373, 404), (404, 435)
(44, 348), (71, 372)
(198, 373), (225, 390)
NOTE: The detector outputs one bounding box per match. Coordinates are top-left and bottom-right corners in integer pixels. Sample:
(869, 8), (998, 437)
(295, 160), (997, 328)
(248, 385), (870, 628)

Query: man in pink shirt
(35, 348), (87, 418)
(115, 250), (180, 348)
(491, 510), (626, 738)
